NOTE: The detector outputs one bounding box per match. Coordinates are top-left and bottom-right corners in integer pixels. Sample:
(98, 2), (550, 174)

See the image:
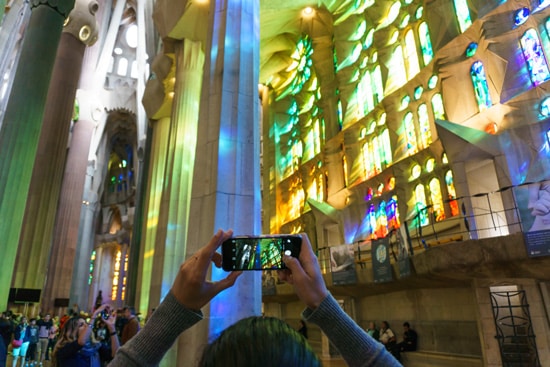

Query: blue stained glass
(465, 42), (478, 57)
(520, 28), (550, 86)
(540, 96), (550, 117)
(540, 0), (550, 10)
(470, 61), (492, 111)
(514, 8), (530, 26)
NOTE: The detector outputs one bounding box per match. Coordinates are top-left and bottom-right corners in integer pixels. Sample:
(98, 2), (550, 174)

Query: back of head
(200, 316), (320, 367)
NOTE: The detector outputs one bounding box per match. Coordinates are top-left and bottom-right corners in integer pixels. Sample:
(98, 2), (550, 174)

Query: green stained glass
(405, 30), (420, 78)
(365, 29), (375, 49)
(418, 103), (431, 148)
(399, 14), (410, 29)
(431, 93), (446, 120)
(427, 75), (438, 89)
(404, 111), (418, 155)
(414, 86), (423, 99)
(465, 42), (478, 57)
(401, 95), (411, 110)
(418, 22), (434, 65)
(453, 0), (472, 33)
(415, 6), (423, 20)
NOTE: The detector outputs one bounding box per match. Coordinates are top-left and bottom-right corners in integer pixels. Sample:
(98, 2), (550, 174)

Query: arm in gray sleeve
(303, 293), (401, 367)
(108, 291), (203, 367)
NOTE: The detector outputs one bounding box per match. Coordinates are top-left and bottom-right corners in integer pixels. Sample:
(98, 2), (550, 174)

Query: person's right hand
(171, 229), (242, 311)
(278, 233), (328, 309)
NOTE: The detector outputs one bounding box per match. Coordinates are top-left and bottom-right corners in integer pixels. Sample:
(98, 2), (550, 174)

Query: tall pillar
(0, 0), (75, 307)
(42, 118), (95, 311)
(176, 0), (261, 365)
(13, 3), (99, 311)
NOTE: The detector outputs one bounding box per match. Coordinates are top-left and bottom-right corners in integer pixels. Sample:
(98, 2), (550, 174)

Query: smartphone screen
(221, 235), (301, 271)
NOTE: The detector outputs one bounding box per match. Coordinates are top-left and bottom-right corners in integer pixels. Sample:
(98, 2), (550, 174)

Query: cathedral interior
(1, 0), (550, 365)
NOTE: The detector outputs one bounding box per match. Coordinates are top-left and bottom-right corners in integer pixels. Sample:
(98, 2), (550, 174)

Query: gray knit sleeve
(302, 294), (401, 367)
(108, 291), (203, 367)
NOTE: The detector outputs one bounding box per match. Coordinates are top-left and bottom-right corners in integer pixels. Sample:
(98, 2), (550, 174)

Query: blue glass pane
(520, 29), (550, 86)
(465, 42), (478, 57)
(514, 8), (530, 26)
(470, 61), (492, 111)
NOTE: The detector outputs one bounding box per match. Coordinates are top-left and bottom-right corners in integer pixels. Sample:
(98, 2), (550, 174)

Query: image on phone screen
(222, 236), (300, 271)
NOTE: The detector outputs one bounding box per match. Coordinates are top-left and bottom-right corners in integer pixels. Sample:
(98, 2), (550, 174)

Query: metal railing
(317, 191), (527, 274)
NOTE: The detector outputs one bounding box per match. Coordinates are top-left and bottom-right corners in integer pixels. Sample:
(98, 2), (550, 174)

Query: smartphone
(221, 235), (302, 271)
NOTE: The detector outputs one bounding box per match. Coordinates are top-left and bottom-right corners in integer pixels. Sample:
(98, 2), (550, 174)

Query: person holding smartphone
(107, 229), (400, 367)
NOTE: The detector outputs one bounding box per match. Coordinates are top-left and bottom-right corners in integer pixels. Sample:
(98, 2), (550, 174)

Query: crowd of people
(1, 230), (407, 367)
(0, 303), (141, 367)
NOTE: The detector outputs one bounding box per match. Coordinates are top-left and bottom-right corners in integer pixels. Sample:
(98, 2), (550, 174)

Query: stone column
(13, 1), (99, 312)
(42, 117), (95, 312)
(176, 0), (261, 365)
(0, 0), (75, 307)
(27, 0), (99, 312)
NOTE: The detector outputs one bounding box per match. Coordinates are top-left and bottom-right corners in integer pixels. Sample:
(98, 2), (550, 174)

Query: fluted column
(0, 0), (75, 307)
(176, 0), (261, 365)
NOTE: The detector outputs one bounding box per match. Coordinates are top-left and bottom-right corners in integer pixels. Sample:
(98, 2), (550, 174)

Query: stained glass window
(445, 170), (460, 216)
(540, 0), (550, 11)
(404, 111), (418, 155)
(431, 93), (446, 119)
(470, 61), (492, 111)
(405, 30), (420, 79)
(88, 250), (96, 285)
(358, 71), (375, 117)
(418, 22), (434, 66)
(414, 184), (429, 226)
(372, 65), (384, 104)
(541, 96), (550, 117)
(390, 45), (407, 91)
(465, 42), (478, 58)
(428, 75), (438, 89)
(514, 8), (530, 27)
(429, 178), (446, 222)
(372, 135), (382, 174)
(362, 141), (374, 178)
(380, 129), (393, 167)
(376, 201), (389, 238)
(387, 195), (400, 230)
(453, 0), (472, 33)
(368, 204), (377, 238)
(411, 164), (421, 180)
(418, 103), (431, 148)
(520, 28), (550, 86)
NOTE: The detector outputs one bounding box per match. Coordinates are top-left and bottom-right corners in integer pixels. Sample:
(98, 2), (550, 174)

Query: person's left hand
(171, 229), (242, 311)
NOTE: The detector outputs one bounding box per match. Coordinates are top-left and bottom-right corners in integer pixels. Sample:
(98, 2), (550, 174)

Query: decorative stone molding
(63, 0), (99, 45)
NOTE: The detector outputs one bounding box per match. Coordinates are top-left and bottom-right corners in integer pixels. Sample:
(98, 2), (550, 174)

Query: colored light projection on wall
(271, 34), (326, 225)
(520, 28), (550, 86)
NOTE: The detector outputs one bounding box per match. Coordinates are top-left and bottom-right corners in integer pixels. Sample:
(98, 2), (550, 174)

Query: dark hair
(199, 316), (321, 367)
(403, 322), (410, 327)
(123, 306), (136, 315)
